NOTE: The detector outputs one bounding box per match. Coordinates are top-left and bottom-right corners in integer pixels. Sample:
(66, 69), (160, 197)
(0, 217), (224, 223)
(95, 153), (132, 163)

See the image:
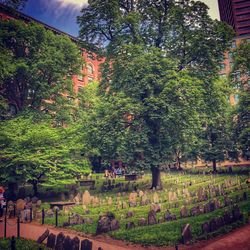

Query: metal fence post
(4, 215), (7, 238)
(30, 207), (32, 222)
(17, 213), (20, 238)
(42, 208), (45, 225)
(55, 209), (58, 227)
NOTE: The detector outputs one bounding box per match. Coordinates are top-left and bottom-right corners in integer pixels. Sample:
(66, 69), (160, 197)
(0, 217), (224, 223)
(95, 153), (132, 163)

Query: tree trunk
(151, 166), (162, 189)
(32, 180), (38, 196)
(212, 159), (217, 172)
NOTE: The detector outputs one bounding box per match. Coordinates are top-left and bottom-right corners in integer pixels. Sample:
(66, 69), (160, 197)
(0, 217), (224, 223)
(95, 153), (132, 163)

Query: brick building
(218, 0), (250, 105)
(0, 3), (105, 97)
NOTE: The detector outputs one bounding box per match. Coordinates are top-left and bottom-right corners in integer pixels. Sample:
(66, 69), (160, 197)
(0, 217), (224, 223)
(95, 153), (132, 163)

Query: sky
(22, 0), (220, 37)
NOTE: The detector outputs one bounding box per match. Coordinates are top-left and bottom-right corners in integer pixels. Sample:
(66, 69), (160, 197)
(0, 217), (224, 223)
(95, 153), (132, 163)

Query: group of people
(104, 168), (124, 178)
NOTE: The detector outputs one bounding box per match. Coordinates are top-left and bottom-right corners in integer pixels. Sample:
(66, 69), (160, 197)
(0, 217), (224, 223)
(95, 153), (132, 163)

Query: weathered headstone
(107, 197), (113, 206)
(37, 229), (49, 244)
(63, 236), (72, 250)
(150, 203), (161, 213)
(82, 191), (91, 206)
(201, 222), (210, 234)
(81, 239), (92, 250)
(138, 218), (147, 226)
(126, 211), (134, 218)
(180, 206), (189, 218)
(153, 193), (159, 204)
(47, 233), (56, 249)
(55, 232), (65, 250)
(148, 210), (157, 225)
(126, 221), (135, 230)
(71, 237), (80, 250)
(181, 224), (192, 244)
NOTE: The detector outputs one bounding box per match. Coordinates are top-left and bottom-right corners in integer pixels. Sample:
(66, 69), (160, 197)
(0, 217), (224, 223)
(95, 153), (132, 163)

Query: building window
(87, 64), (94, 74)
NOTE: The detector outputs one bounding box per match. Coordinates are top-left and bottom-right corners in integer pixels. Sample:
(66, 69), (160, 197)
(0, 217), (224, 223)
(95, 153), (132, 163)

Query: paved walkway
(1, 219), (250, 250)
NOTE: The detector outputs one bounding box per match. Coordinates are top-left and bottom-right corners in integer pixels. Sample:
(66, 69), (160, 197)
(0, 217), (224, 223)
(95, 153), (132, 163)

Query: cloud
(56, 0), (88, 9)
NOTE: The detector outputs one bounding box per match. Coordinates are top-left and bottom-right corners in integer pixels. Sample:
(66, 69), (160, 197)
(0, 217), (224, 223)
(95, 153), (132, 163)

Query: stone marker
(126, 221), (135, 230)
(126, 211), (134, 218)
(180, 206), (189, 218)
(138, 218), (147, 226)
(81, 239), (93, 250)
(82, 190), (91, 206)
(148, 210), (157, 225)
(37, 229), (49, 244)
(153, 193), (159, 203)
(181, 224), (192, 244)
(201, 222), (210, 234)
(107, 197), (113, 206)
(55, 232), (65, 250)
(47, 233), (56, 249)
(72, 237), (80, 250)
(63, 236), (72, 250)
(150, 203), (161, 213)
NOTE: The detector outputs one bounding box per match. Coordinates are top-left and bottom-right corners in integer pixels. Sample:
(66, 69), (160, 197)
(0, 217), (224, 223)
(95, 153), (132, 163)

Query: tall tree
(0, 19), (82, 119)
(230, 40), (250, 159)
(92, 46), (204, 188)
(0, 111), (89, 196)
(200, 78), (234, 171)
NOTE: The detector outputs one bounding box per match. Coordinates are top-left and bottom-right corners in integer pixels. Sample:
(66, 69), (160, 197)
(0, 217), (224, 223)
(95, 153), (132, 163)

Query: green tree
(199, 78), (234, 171)
(231, 40), (250, 159)
(0, 111), (89, 196)
(78, 0), (234, 76)
(0, 0), (27, 9)
(92, 46), (204, 188)
(78, 0), (234, 183)
(0, 19), (82, 120)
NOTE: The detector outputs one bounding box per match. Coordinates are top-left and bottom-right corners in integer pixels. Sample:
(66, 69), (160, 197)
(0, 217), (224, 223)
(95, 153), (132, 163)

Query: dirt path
(1, 219), (250, 250)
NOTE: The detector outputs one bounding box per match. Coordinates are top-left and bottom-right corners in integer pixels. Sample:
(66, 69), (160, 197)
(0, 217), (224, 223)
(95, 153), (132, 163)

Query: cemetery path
(1, 219), (250, 250)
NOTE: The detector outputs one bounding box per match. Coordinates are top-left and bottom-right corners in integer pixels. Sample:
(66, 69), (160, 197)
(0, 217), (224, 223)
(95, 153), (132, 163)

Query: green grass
(0, 238), (49, 250)
(33, 172), (250, 246)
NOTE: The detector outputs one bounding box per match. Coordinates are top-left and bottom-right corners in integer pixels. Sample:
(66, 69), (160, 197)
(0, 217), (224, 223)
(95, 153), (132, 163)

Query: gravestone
(201, 222), (210, 234)
(82, 191), (91, 206)
(181, 224), (192, 244)
(140, 194), (150, 206)
(223, 210), (232, 225)
(138, 190), (144, 197)
(153, 193), (159, 203)
(55, 232), (65, 250)
(232, 205), (242, 221)
(150, 203), (161, 213)
(122, 201), (128, 209)
(126, 211), (134, 218)
(72, 237), (80, 250)
(180, 206), (189, 218)
(138, 218), (147, 226)
(126, 221), (135, 230)
(209, 218), (217, 232)
(63, 236), (72, 250)
(165, 210), (173, 221)
(148, 210), (157, 225)
(110, 219), (120, 231)
(47, 233), (56, 249)
(81, 239), (92, 250)
(129, 192), (137, 203)
(107, 197), (112, 206)
(37, 229), (49, 244)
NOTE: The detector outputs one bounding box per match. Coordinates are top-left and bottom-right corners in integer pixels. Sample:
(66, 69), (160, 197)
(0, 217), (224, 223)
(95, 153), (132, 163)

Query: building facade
(218, 0), (250, 38)
(0, 3), (105, 96)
